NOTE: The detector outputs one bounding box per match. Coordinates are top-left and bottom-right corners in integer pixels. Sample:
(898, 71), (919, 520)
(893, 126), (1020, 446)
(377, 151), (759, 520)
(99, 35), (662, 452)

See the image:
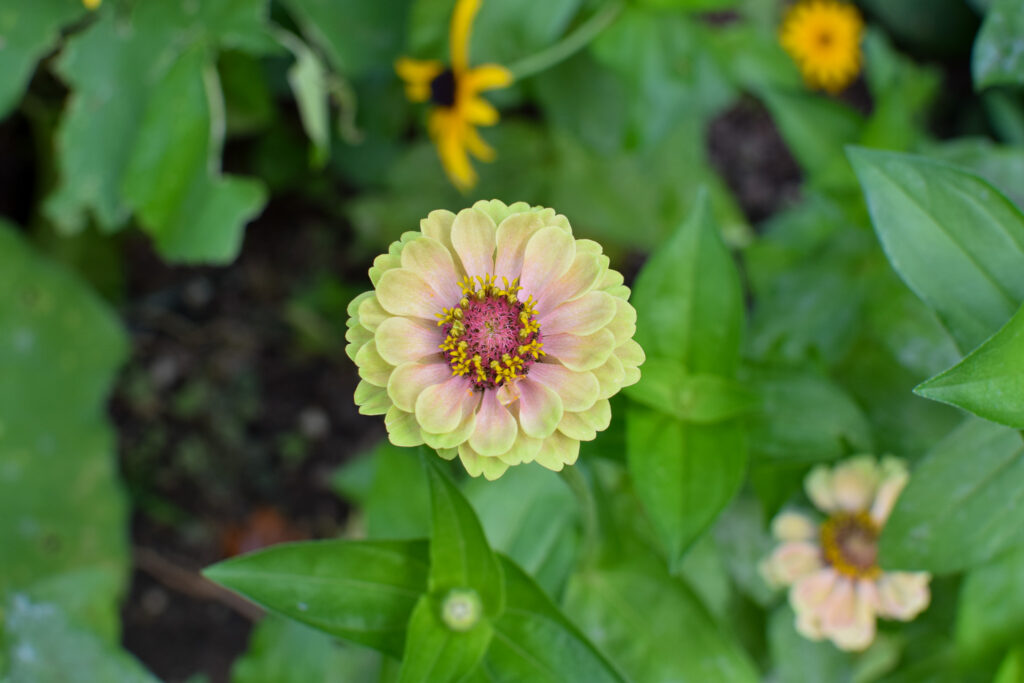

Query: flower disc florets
(346, 200), (645, 480)
(760, 455), (931, 652)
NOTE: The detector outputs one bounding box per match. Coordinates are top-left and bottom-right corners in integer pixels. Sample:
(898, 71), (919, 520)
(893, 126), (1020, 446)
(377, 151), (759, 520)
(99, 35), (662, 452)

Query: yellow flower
(780, 0), (864, 94)
(395, 0), (513, 192)
(83, 0), (101, 9)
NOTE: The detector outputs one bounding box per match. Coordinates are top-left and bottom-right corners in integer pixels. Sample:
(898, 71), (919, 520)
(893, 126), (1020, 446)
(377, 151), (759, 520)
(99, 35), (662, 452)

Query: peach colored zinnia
(760, 455), (931, 651)
(347, 200), (644, 480)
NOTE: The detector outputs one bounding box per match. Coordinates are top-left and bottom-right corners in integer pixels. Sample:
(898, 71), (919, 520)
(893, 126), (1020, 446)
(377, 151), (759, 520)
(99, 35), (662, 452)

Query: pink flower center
(820, 511), (880, 579)
(437, 275), (544, 391)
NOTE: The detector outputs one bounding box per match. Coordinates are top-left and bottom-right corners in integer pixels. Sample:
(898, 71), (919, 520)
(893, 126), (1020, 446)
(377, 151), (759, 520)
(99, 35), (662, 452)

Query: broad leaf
(849, 147), (1024, 351)
(565, 558), (758, 683)
(481, 557), (625, 682)
(973, 0), (1024, 90)
(423, 458), (504, 617)
(956, 546), (1024, 663)
(397, 595), (491, 683)
(232, 615), (353, 683)
(768, 606), (851, 683)
(0, 224), (128, 640)
(204, 540), (429, 657)
(879, 418), (1024, 573)
(625, 358), (756, 424)
(916, 301), (1024, 428)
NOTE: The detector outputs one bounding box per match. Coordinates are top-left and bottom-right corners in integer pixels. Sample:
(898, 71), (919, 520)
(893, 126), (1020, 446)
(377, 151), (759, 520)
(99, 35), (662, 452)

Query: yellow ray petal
(464, 64), (513, 93)
(461, 96), (499, 126)
(450, 0), (481, 75)
(396, 58), (445, 86)
(464, 126), (495, 162)
(430, 110), (477, 191)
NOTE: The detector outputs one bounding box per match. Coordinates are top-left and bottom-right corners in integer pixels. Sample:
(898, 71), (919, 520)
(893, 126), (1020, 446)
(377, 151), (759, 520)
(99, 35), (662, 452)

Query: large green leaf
(916, 301), (1024, 428)
(480, 557), (625, 682)
(849, 147), (1024, 351)
(232, 615), (351, 683)
(973, 0), (1024, 90)
(3, 595), (156, 682)
(0, 0), (84, 118)
(627, 193), (747, 565)
(204, 540), (430, 657)
(0, 224), (128, 640)
(44, 0), (268, 263)
(423, 458), (504, 617)
(956, 546), (1024, 663)
(625, 358), (756, 424)
(768, 606), (851, 683)
(564, 558), (757, 683)
(397, 595), (492, 683)
(879, 418), (1024, 573)
(925, 138), (1024, 210)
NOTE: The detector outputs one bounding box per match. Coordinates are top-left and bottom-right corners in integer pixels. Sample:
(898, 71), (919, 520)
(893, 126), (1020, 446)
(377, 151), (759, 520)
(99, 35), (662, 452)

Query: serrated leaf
(0, 224), (128, 641)
(0, 0), (84, 118)
(565, 557), (757, 683)
(423, 458), (504, 617)
(879, 418), (1024, 573)
(916, 301), (1024, 428)
(973, 0), (1024, 90)
(204, 539), (429, 657)
(481, 557), (625, 682)
(849, 147), (1024, 352)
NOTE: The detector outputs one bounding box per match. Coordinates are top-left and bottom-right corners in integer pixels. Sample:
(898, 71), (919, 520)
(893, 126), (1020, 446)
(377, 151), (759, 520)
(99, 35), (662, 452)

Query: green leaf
(275, 28), (331, 166)
(849, 147), (1024, 351)
(332, 443), (431, 540)
(994, 648), (1024, 683)
(397, 595), (491, 683)
(423, 458), (504, 617)
(625, 358), (756, 424)
(0, 224), (128, 640)
(916, 301), (1024, 428)
(956, 546), (1024, 663)
(879, 418), (1024, 573)
(481, 557), (625, 682)
(204, 540), (430, 657)
(232, 615), (352, 683)
(0, 0), (84, 118)
(3, 595), (156, 682)
(463, 466), (578, 596)
(768, 606), (851, 683)
(631, 190), (744, 375)
(744, 366), (873, 463)
(564, 557), (757, 683)
(973, 0), (1024, 90)
(925, 138), (1024, 210)
(44, 1), (268, 263)
(627, 408), (747, 566)
(628, 192), (747, 564)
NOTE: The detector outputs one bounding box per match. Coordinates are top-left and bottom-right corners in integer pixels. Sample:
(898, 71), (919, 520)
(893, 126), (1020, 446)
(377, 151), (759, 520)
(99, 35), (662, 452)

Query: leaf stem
(507, 0), (624, 81)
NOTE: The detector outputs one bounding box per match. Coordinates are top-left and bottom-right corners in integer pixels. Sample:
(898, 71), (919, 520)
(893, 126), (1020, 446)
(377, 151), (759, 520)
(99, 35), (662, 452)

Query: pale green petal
(471, 199), (533, 226)
(415, 376), (479, 434)
(596, 267), (624, 292)
(557, 411), (596, 441)
(436, 447), (458, 461)
(607, 285), (631, 300)
(541, 252), (604, 310)
(543, 328), (616, 372)
(376, 268), (445, 320)
(388, 361), (451, 412)
(580, 398), (611, 432)
(450, 207), (497, 277)
(514, 378), (564, 439)
(593, 353), (626, 399)
(400, 236), (462, 303)
(369, 253), (401, 287)
(375, 316), (443, 366)
(347, 290), (374, 321)
(357, 294), (390, 332)
(616, 338), (645, 368)
(528, 363), (598, 412)
(621, 365), (641, 387)
(520, 226), (575, 308)
(345, 324), (373, 362)
(606, 297), (638, 345)
(355, 340), (394, 387)
(422, 407), (476, 449)
(355, 380), (391, 415)
(458, 442), (510, 480)
(533, 431), (580, 472)
(493, 212), (546, 282)
(420, 209), (458, 256)
(540, 291), (617, 337)
(386, 406), (425, 447)
(498, 429), (542, 465)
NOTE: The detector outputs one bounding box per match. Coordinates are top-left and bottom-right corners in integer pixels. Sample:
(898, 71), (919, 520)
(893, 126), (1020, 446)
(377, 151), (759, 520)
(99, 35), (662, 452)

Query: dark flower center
(430, 69), (457, 107)
(821, 511), (880, 579)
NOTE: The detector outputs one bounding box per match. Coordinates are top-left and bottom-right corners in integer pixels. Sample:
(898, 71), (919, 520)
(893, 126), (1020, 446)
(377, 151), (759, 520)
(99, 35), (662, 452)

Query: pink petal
(400, 237), (463, 304)
(542, 328), (616, 372)
(519, 226), (575, 304)
(469, 391), (518, 456)
(376, 268), (445, 320)
(387, 361), (452, 412)
(539, 247), (605, 312)
(375, 317), (444, 366)
(539, 291), (617, 337)
(493, 212), (546, 281)
(415, 375), (478, 434)
(527, 362), (598, 412)
(515, 378), (564, 439)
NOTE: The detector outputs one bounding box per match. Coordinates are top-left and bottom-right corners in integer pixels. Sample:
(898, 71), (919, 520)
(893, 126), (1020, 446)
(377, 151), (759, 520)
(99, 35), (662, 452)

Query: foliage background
(2, 0), (1024, 680)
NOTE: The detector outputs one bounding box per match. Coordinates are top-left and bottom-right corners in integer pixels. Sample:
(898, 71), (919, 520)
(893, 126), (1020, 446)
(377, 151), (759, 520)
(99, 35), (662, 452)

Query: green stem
(507, 0), (624, 81)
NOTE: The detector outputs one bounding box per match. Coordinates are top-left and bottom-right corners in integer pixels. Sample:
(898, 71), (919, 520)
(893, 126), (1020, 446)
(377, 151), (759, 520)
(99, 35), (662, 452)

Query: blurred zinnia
(347, 200), (644, 480)
(760, 455), (931, 651)
(396, 0), (512, 192)
(780, 0), (864, 94)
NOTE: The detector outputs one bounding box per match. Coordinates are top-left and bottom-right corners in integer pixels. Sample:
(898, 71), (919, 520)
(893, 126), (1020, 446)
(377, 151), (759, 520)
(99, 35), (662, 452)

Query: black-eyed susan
(396, 0), (513, 192)
(780, 0), (864, 94)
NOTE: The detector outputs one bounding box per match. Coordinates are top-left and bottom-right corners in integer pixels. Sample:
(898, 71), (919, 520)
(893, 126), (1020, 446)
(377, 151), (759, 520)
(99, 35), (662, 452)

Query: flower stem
(507, 0), (624, 81)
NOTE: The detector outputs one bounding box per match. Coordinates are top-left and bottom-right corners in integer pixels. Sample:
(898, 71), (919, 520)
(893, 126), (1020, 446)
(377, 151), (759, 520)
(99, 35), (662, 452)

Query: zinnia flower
(395, 0), (513, 192)
(347, 200), (644, 480)
(779, 0), (864, 94)
(760, 455), (931, 651)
